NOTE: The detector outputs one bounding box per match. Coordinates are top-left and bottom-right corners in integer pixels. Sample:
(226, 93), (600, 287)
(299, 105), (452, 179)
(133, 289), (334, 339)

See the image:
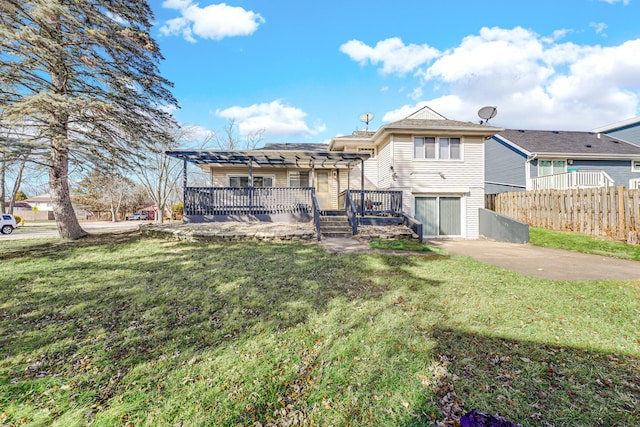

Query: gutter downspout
(525, 153), (537, 191)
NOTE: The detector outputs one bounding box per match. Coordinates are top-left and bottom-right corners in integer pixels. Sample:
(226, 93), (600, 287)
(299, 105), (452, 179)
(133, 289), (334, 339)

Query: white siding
(340, 164), (378, 191)
(377, 138), (393, 188)
(364, 157), (378, 187)
(390, 134), (485, 238)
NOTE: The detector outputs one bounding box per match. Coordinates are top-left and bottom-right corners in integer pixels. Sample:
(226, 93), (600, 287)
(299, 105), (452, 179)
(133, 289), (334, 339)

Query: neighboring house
(23, 193), (91, 220)
(167, 107), (502, 239)
(24, 193), (54, 211)
(593, 117), (640, 148)
(485, 129), (640, 194)
(592, 117), (640, 189)
(3, 201), (32, 219)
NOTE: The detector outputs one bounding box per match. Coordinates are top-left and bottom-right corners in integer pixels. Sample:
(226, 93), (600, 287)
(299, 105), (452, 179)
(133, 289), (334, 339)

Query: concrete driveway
(428, 239), (640, 281)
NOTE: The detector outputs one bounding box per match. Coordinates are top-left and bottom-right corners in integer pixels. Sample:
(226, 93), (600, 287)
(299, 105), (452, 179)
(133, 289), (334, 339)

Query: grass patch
(1, 232), (639, 426)
(530, 227), (640, 261)
(368, 238), (434, 252)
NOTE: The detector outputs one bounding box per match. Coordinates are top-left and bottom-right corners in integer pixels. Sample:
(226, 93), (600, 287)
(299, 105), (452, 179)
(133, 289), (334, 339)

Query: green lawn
(1, 232), (639, 426)
(368, 238), (435, 252)
(530, 227), (640, 261)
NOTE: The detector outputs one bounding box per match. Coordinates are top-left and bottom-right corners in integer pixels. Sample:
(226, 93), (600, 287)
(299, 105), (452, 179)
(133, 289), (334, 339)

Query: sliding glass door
(415, 196), (461, 237)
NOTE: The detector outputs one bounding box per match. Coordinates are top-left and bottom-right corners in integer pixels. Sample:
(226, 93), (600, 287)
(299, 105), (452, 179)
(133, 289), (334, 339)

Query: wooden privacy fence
(494, 187), (640, 244)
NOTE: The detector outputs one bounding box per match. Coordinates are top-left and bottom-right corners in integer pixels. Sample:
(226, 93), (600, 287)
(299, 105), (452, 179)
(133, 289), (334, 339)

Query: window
(414, 137), (460, 159)
(228, 175), (274, 187)
(538, 160), (566, 176)
(289, 171), (310, 187)
(632, 160), (640, 172)
(357, 147), (376, 158)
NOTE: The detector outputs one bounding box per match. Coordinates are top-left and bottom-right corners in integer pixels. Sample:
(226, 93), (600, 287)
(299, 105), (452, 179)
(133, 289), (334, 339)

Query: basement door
(415, 196), (461, 237)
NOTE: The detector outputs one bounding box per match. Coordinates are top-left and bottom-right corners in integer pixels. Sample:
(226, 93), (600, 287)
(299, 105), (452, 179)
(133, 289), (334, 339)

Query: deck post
(248, 159), (253, 214)
(183, 159), (187, 215)
(360, 158), (365, 216)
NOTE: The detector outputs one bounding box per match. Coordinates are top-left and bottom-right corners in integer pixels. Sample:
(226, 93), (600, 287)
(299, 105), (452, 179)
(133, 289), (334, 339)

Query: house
(593, 117), (640, 148)
(592, 117), (640, 189)
(485, 129), (640, 194)
(24, 193), (53, 211)
(3, 201), (32, 219)
(166, 107), (502, 239)
(23, 193), (91, 220)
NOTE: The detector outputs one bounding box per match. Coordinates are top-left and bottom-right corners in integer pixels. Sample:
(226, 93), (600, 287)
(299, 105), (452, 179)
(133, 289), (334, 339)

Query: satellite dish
(360, 112), (374, 131)
(478, 106), (498, 124)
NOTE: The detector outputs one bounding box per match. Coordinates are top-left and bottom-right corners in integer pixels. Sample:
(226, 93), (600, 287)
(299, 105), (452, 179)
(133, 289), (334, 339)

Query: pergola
(165, 148), (371, 193)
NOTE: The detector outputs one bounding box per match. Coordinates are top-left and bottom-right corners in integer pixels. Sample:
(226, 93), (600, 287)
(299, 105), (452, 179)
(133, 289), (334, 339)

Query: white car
(126, 213), (149, 221)
(1, 214), (19, 234)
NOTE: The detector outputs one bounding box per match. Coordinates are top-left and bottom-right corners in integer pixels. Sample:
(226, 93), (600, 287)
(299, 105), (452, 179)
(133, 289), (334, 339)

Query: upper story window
(414, 137), (461, 160)
(538, 160), (566, 176)
(632, 160), (640, 172)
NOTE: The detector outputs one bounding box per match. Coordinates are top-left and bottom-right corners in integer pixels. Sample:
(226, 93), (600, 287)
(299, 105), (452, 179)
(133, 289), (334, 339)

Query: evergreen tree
(0, 0), (177, 239)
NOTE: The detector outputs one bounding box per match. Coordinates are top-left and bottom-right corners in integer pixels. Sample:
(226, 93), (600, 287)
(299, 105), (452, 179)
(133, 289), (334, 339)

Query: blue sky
(151, 0), (640, 145)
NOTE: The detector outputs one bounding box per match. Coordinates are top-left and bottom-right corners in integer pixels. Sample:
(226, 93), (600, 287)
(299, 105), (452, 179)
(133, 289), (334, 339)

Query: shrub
(14, 215), (23, 225)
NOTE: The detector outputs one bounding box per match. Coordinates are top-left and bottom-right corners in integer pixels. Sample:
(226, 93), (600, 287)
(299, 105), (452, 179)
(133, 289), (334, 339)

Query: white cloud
(163, 0), (192, 8)
(160, 1), (264, 42)
(339, 37), (439, 75)
(408, 87), (423, 101)
(589, 22), (608, 35)
(599, 0), (630, 4)
(369, 27), (640, 130)
(215, 100), (326, 137)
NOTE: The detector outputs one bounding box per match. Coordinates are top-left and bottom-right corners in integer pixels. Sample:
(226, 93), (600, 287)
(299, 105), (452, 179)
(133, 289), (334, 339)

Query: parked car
(1, 214), (19, 234)
(126, 213), (148, 221)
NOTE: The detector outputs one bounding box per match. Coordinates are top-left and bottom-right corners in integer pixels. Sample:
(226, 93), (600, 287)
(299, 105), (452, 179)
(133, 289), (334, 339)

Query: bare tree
(130, 126), (211, 223)
(0, 121), (33, 215)
(0, 1), (177, 239)
(212, 119), (265, 150)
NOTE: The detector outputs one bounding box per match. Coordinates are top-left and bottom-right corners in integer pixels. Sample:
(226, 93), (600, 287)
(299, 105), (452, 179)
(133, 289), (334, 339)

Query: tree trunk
(50, 137), (87, 239)
(0, 157), (6, 214)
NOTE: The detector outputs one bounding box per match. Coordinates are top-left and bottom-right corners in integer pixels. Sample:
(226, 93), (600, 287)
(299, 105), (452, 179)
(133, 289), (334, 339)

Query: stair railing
(345, 190), (358, 236)
(311, 191), (321, 241)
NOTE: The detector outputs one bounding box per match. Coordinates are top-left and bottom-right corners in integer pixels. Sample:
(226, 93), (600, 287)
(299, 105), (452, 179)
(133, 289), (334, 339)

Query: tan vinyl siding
(208, 167), (289, 187)
(207, 166), (342, 209)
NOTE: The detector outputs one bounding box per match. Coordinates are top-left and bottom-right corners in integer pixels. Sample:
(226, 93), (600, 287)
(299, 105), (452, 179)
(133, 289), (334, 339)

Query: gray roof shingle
(497, 129), (640, 155)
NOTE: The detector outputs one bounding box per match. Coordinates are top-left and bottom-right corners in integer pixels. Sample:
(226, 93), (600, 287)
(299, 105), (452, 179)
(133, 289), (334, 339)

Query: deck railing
(530, 171), (614, 191)
(184, 187), (314, 216)
(630, 178), (640, 190)
(339, 189), (403, 216)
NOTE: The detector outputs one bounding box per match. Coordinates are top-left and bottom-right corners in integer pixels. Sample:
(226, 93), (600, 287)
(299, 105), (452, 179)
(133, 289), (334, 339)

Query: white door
(315, 171), (331, 210)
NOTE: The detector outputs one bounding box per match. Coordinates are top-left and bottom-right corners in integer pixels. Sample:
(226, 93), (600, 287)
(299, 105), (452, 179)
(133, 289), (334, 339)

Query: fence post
(618, 186), (626, 240)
